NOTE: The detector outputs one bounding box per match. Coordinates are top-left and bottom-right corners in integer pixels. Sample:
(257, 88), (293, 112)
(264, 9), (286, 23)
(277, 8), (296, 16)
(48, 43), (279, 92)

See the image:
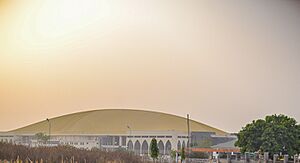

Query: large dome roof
(10, 109), (227, 135)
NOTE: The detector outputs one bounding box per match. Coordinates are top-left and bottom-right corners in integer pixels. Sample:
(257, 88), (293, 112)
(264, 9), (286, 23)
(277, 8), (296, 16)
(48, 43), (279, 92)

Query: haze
(0, 0), (300, 133)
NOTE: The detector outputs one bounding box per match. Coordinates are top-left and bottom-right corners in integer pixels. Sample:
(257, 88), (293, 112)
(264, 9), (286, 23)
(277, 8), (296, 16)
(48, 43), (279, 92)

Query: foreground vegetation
(0, 142), (144, 163)
(235, 114), (300, 156)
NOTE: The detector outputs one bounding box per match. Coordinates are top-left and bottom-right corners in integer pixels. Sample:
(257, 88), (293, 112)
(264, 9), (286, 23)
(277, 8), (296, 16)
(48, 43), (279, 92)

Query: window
(121, 136), (126, 146)
(114, 136), (119, 146)
(101, 136), (113, 145)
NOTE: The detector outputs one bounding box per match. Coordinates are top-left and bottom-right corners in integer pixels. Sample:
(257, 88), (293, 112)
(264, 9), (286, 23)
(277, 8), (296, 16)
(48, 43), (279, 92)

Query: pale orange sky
(0, 0), (300, 132)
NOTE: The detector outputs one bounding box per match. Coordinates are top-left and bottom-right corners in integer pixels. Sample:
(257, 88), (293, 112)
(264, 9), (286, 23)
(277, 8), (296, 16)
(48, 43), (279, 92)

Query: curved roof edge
(8, 108), (228, 136)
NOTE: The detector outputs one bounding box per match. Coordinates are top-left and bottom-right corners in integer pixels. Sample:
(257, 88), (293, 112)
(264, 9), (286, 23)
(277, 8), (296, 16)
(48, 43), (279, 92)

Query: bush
(0, 142), (145, 163)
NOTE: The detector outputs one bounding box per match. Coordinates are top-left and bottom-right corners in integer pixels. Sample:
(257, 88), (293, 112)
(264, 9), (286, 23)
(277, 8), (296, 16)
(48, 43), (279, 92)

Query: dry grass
(0, 142), (147, 163)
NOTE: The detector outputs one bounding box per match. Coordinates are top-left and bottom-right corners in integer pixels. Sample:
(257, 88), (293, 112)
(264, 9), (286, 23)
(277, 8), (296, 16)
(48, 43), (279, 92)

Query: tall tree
(235, 114), (300, 156)
(150, 138), (159, 162)
(181, 147), (186, 163)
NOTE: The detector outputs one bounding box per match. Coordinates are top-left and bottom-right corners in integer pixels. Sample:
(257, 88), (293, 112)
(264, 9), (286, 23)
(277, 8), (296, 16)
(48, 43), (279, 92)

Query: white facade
(0, 130), (188, 156)
(0, 133), (14, 144)
(126, 130), (188, 156)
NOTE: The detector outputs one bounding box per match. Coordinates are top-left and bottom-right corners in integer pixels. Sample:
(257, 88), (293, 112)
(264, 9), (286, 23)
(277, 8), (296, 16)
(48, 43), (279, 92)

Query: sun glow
(1, 0), (300, 132)
(34, 0), (106, 39)
(2, 0), (117, 54)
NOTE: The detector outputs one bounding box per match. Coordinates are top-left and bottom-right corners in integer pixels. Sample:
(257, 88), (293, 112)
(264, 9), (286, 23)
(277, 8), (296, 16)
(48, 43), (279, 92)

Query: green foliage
(235, 119), (266, 153)
(181, 147), (186, 161)
(170, 150), (177, 159)
(35, 132), (50, 144)
(150, 138), (159, 161)
(235, 114), (300, 156)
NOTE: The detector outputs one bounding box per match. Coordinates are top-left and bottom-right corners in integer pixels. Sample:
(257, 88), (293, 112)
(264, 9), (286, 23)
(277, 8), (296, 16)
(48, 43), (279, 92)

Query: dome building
(0, 109), (235, 156)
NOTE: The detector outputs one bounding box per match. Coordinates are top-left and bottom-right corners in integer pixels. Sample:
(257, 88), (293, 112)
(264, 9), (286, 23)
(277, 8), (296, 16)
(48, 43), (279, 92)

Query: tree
(235, 114), (300, 156)
(170, 149), (177, 160)
(150, 138), (159, 162)
(181, 147), (186, 162)
(35, 132), (50, 144)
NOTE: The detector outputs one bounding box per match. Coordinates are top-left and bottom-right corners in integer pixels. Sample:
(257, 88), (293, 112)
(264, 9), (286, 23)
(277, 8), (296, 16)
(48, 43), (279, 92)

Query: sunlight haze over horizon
(0, 0), (300, 132)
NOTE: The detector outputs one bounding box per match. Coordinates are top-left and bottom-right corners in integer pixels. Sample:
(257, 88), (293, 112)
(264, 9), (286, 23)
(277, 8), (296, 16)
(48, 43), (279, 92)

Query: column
(283, 155), (289, 163)
(264, 152), (269, 163)
(245, 153), (250, 163)
(227, 153), (231, 163)
(140, 138), (142, 155)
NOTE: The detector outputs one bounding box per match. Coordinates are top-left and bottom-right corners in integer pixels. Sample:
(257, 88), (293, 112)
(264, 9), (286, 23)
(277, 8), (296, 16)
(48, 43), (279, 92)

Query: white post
(283, 155), (289, 163)
(140, 139), (142, 156)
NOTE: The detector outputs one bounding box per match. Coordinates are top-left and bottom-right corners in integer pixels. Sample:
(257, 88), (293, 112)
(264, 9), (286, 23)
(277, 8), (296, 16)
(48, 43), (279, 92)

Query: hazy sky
(0, 0), (300, 133)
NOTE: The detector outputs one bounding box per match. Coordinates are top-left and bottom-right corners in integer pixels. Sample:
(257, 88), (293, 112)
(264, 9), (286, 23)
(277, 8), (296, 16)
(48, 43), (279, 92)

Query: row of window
(0, 139), (13, 143)
(61, 142), (89, 145)
(127, 135), (173, 138)
(100, 136), (127, 146)
(127, 135), (188, 138)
